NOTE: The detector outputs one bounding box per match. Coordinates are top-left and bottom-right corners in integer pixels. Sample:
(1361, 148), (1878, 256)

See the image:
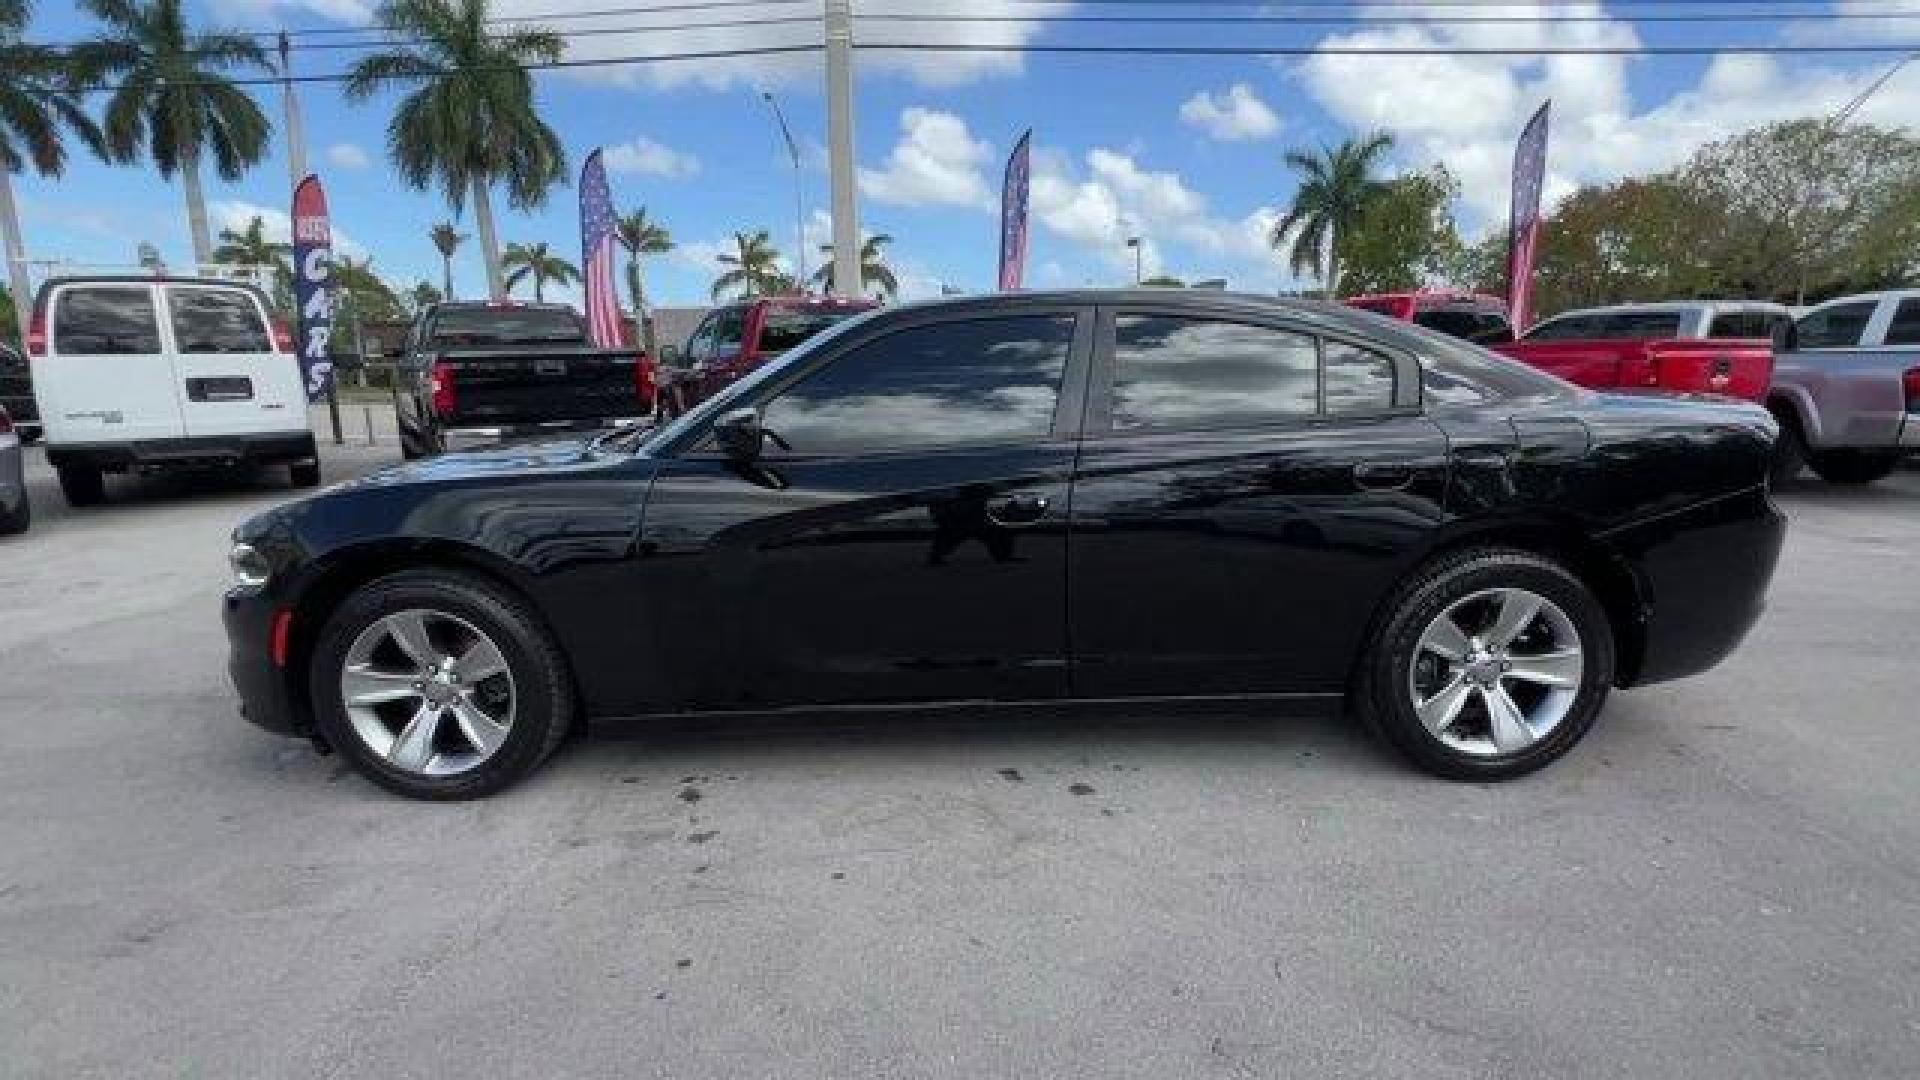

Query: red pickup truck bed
(1493, 337), (1773, 402)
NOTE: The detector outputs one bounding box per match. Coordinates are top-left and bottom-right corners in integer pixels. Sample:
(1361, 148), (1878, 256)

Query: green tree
(502, 240), (577, 302)
(1272, 132), (1394, 298)
(332, 254), (402, 336)
(812, 233), (899, 299)
(80, 0), (272, 268)
(429, 220), (465, 299)
(615, 207), (670, 352)
(2, 0), (108, 350)
(1140, 275), (1186, 287)
(1337, 164), (1465, 296)
(710, 229), (782, 300)
(212, 214), (291, 309)
(344, 0), (565, 301)
(0, 282), (15, 346)
(406, 279), (443, 315)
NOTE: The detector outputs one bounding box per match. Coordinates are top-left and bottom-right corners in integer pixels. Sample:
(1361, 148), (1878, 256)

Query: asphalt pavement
(2, 430), (1917, 1079)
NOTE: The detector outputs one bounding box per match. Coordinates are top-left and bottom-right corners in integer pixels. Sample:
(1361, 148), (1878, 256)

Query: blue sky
(12, 1), (1920, 309)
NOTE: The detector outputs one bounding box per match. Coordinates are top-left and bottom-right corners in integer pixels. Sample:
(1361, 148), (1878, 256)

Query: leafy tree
(1140, 275), (1186, 287)
(2, 0), (108, 350)
(344, 0), (565, 301)
(710, 229), (782, 300)
(80, 0), (273, 267)
(0, 282), (15, 346)
(212, 214), (291, 309)
(429, 220), (465, 299)
(406, 279), (443, 315)
(502, 240), (577, 302)
(615, 207), (670, 353)
(812, 233), (899, 299)
(333, 254), (402, 329)
(1337, 165), (1465, 296)
(1272, 132), (1394, 297)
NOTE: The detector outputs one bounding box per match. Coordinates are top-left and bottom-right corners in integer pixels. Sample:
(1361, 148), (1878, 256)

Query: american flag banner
(998, 129), (1032, 292)
(1507, 101), (1551, 335)
(579, 148), (624, 347)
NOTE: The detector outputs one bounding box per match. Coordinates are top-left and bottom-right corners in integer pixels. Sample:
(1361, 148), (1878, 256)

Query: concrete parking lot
(2, 433), (1917, 1079)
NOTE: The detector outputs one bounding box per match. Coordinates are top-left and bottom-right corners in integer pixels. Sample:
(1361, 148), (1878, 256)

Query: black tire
(290, 459), (321, 488)
(398, 410), (423, 460)
(0, 493), (27, 536)
(308, 569), (575, 800)
(56, 464), (105, 507)
(1807, 449), (1899, 486)
(1767, 407), (1807, 484)
(17, 426), (39, 446)
(1355, 547), (1616, 782)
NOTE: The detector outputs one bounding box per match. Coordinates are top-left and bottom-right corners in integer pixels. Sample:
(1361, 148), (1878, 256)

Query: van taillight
(25, 305), (47, 358)
(430, 360), (456, 417)
(0, 408), (13, 435)
(634, 354), (654, 409)
(1903, 366), (1920, 412)
(271, 320), (295, 353)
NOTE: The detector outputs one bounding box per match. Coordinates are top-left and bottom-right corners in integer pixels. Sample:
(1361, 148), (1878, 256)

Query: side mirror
(714, 408), (764, 461)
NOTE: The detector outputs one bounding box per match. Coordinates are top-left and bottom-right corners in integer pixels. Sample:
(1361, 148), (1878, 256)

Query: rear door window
(1602, 311), (1684, 340)
(1522, 314), (1595, 341)
(167, 287), (270, 354)
(1795, 301), (1878, 349)
(54, 286), (162, 355)
(1323, 340), (1398, 414)
(1110, 314), (1318, 430)
(1882, 298), (1920, 346)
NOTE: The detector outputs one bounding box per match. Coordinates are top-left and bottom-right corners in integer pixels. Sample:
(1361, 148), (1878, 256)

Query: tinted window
(54, 287), (162, 355)
(1414, 308), (1511, 345)
(713, 308), (746, 355)
(426, 306), (584, 347)
(167, 288), (269, 354)
(1523, 314), (1593, 341)
(1112, 315), (1317, 429)
(1324, 340), (1397, 414)
(1883, 299), (1920, 346)
(1795, 301), (1877, 349)
(1707, 310), (1767, 340)
(683, 314), (716, 364)
(1604, 311), (1684, 340)
(760, 314), (1075, 455)
(760, 306), (861, 353)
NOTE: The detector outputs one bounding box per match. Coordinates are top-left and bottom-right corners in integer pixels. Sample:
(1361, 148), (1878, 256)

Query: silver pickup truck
(1770, 290), (1920, 484)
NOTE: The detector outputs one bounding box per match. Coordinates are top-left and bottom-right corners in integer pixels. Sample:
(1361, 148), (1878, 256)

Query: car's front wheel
(309, 570), (575, 799)
(1357, 548), (1615, 782)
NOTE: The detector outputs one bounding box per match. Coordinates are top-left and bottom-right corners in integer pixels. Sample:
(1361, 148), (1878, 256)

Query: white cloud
(206, 0), (373, 25)
(211, 199), (366, 259)
(858, 108), (995, 210)
(603, 136), (701, 179)
(325, 142), (371, 170)
(1180, 83), (1282, 142)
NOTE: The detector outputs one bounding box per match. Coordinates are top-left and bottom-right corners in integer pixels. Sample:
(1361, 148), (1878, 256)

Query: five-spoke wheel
(1409, 588), (1584, 757)
(340, 609), (516, 776)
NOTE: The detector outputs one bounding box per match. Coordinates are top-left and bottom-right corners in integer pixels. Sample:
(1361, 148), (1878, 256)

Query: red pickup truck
(1493, 302), (1779, 403)
(664, 295), (878, 414)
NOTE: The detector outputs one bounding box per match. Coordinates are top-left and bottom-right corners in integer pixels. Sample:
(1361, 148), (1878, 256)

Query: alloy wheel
(339, 609), (516, 776)
(1407, 587), (1585, 757)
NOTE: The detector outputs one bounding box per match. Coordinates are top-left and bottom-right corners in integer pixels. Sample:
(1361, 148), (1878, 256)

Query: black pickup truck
(394, 301), (653, 459)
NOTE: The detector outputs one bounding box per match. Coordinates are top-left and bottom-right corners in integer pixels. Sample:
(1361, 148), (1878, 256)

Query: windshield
(626, 305), (890, 454)
(427, 306), (586, 348)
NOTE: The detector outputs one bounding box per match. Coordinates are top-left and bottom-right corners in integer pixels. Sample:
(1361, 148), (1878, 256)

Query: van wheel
(0, 493), (28, 536)
(290, 459), (321, 488)
(57, 465), (105, 507)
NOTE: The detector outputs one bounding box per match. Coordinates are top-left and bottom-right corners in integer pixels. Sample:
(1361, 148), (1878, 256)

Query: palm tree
(79, 0), (273, 268)
(710, 229), (783, 301)
(212, 214), (291, 308)
(344, 0), (565, 301)
(429, 220), (465, 299)
(502, 241), (577, 302)
(812, 233), (899, 299)
(1272, 132), (1394, 298)
(615, 207), (671, 355)
(407, 279), (443, 315)
(1, 0), (108, 349)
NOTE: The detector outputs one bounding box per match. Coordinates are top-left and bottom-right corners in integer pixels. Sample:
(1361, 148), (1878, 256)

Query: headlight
(229, 542), (272, 589)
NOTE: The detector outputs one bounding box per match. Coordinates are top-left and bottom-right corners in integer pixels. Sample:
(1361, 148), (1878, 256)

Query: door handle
(986, 493), (1050, 527)
(1352, 462), (1415, 492)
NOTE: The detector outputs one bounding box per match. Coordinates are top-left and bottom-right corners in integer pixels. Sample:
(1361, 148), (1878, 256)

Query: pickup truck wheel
(398, 415), (422, 460)
(1808, 449), (1899, 486)
(290, 459), (321, 488)
(56, 465), (105, 507)
(1767, 413), (1807, 483)
(1356, 548), (1614, 782)
(309, 570), (575, 800)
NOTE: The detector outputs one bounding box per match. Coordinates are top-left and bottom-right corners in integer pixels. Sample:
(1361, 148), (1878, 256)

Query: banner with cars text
(1507, 101), (1550, 336)
(291, 175), (336, 402)
(999, 129), (1032, 292)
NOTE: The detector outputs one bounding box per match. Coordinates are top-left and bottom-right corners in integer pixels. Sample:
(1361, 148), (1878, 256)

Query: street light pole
(823, 0), (860, 300)
(1126, 236), (1142, 284)
(761, 91), (808, 291)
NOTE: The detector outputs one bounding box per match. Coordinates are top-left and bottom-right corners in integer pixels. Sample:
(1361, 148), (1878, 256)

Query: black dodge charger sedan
(225, 290), (1784, 799)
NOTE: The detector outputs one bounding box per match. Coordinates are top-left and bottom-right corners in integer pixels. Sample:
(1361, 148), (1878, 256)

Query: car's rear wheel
(309, 570), (574, 799)
(1357, 548), (1615, 781)
(56, 464), (105, 507)
(1807, 449), (1899, 486)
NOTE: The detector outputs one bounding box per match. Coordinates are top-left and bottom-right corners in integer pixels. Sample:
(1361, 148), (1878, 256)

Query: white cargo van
(27, 276), (319, 506)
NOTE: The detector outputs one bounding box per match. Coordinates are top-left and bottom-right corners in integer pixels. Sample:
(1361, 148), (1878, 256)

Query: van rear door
(40, 283), (183, 443)
(163, 284), (309, 438)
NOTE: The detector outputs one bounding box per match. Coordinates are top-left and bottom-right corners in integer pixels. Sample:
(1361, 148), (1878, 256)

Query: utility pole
(824, 0), (860, 300)
(1126, 235), (1142, 285)
(761, 91), (808, 290)
(279, 32), (308, 191)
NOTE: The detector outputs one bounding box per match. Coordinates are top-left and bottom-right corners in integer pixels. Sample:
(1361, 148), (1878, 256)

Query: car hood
(348, 433), (636, 488)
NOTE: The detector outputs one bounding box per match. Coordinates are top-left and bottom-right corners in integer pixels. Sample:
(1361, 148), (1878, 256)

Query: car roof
(1543, 299), (1791, 319)
(34, 275), (272, 307)
(1803, 288), (1920, 309)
